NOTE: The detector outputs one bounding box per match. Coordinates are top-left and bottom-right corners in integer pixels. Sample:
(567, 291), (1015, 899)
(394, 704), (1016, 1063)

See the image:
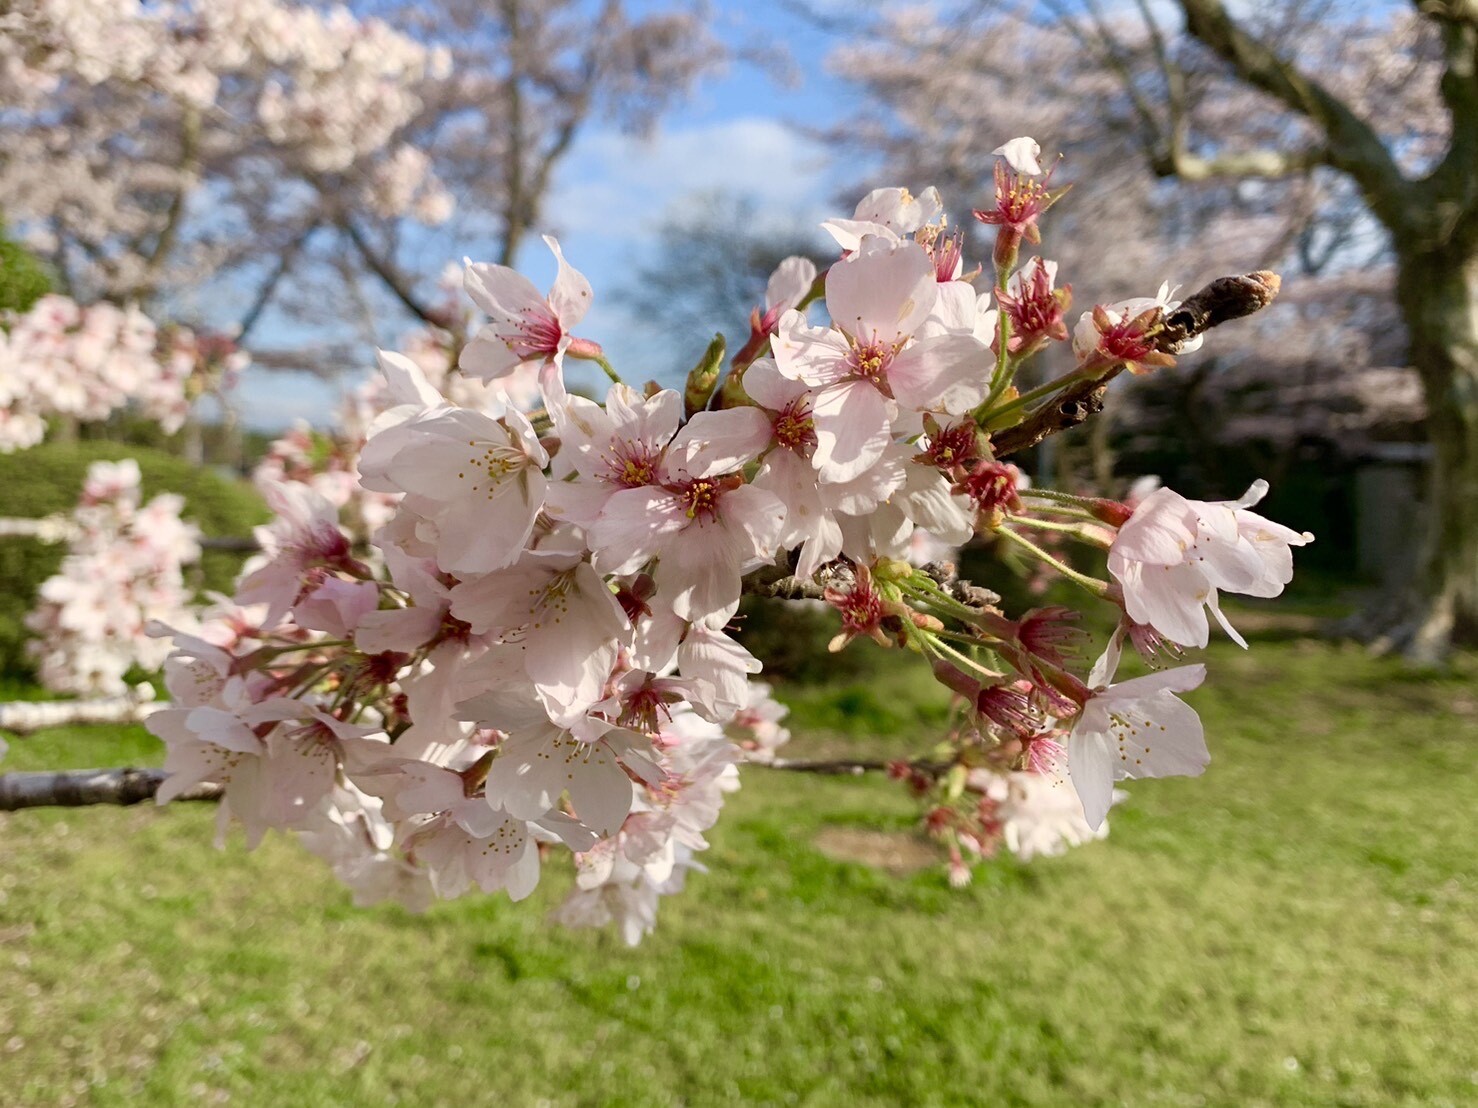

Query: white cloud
(548, 117), (836, 243)
(232, 118), (841, 427)
(530, 117), (840, 384)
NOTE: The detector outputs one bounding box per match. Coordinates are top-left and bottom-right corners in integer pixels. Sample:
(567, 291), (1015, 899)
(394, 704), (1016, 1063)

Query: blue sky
(233, 1), (861, 430)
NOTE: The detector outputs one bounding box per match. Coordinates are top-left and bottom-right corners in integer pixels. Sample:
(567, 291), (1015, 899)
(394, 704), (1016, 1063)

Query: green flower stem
(996, 526), (1109, 596)
(978, 365), (1087, 427)
(590, 354), (622, 385)
(924, 635), (1003, 682)
(1023, 506), (1102, 523)
(567, 345), (624, 385)
(899, 578), (986, 623)
(1018, 487), (1103, 508)
(987, 314), (1014, 402)
(1012, 516), (1112, 546)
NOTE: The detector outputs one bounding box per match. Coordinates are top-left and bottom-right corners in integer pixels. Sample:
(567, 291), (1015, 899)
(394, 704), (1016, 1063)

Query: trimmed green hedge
(0, 441), (268, 678)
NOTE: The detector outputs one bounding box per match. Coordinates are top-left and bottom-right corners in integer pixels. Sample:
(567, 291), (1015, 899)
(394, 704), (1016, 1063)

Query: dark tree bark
(1395, 247), (1478, 660)
(1168, 0), (1478, 658)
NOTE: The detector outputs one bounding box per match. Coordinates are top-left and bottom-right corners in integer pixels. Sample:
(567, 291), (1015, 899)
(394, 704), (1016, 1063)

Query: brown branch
(130, 103), (201, 304)
(498, 0), (595, 266)
(993, 270), (1282, 457)
(237, 223), (320, 342)
(760, 757), (894, 775)
(339, 218), (447, 327)
(1157, 147), (1327, 181)
(199, 536), (262, 553)
(1156, 269), (1283, 352)
(1046, 0), (1325, 181)
(1045, 0), (1167, 165)
(743, 571), (830, 602)
(0, 768), (219, 811)
(993, 372), (1120, 458)
(1423, 1), (1478, 248)
(1176, 0), (1413, 230)
(0, 756), (945, 809)
(498, 0), (529, 268)
(759, 756), (952, 778)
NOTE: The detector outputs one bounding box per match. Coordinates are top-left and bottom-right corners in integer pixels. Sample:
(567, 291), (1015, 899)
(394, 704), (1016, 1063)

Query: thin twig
(758, 757), (952, 778)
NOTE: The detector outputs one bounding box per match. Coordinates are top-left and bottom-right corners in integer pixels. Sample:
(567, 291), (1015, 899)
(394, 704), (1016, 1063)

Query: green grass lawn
(2, 636), (1476, 1106)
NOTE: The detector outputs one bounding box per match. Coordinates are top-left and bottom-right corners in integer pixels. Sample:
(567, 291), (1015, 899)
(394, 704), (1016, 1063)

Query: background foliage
(0, 442), (267, 678)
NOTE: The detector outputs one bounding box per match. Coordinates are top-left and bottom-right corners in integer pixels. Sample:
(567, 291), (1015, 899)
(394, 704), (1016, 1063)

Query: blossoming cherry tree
(1, 138), (1310, 943)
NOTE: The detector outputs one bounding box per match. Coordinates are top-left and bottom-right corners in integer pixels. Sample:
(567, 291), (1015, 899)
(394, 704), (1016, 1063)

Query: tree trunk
(181, 414), (205, 467)
(1394, 247), (1478, 662)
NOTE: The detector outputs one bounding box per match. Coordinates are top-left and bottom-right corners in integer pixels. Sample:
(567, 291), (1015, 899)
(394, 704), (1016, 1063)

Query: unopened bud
(683, 333), (726, 418)
(1086, 498), (1134, 527)
(873, 557), (915, 583)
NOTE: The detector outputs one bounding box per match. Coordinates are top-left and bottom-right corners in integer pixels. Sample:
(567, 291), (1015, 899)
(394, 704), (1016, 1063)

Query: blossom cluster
(0, 0), (453, 293)
(147, 137), (1309, 937)
(0, 294), (241, 452)
(255, 268), (541, 539)
(26, 459), (202, 697)
(1, 0), (449, 172)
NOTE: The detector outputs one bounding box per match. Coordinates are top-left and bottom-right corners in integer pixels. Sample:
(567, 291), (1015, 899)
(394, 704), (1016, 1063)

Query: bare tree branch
(742, 570), (831, 602)
(993, 373), (1120, 458)
(1423, 1), (1478, 248)
(0, 768), (218, 811)
(237, 223), (320, 342)
(760, 757), (894, 775)
(1176, 0), (1413, 229)
(130, 103), (202, 305)
(1160, 146), (1327, 181)
(0, 518), (261, 552)
(338, 218), (447, 328)
(0, 516), (76, 542)
(993, 269), (1282, 457)
(0, 757), (944, 810)
(758, 756), (951, 777)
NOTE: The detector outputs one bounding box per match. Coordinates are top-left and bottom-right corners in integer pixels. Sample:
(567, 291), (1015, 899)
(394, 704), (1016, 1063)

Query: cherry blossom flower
(722, 680), (792, 762)
(821, 185), (943, 253)
(358, 405), (549, 576)
(996, 257), (1071, 354)
(1072, 282), (1204, 375)
(294, 783), (434, 913)
(236, 481), (357, 628)
(973, 138), (1068, 265)
(479, 717), (662, 836)
(459, 236), (592, 383)
(1107, 480), (1314, 649)
(388, 760), (595, 901)
(753, 255), (818, 335)
(0, 295), (200, 452)
(552, 840), (705, 947)
(1068, 663), (1209, 830)
(151, 704), (274, 846)
(585, 427), (784, 625)
(448, 550), (630, 714)
(544, 382), (683, 526)
(992, 137), (1044, 176)
(772, 241), (992, 481)
(115, 167), (1306, 941)
(742, 358), (903, 578)
(26, 459), (202, 695)
(292, 577), (379, 639)
(970, 767), (1115, 861)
